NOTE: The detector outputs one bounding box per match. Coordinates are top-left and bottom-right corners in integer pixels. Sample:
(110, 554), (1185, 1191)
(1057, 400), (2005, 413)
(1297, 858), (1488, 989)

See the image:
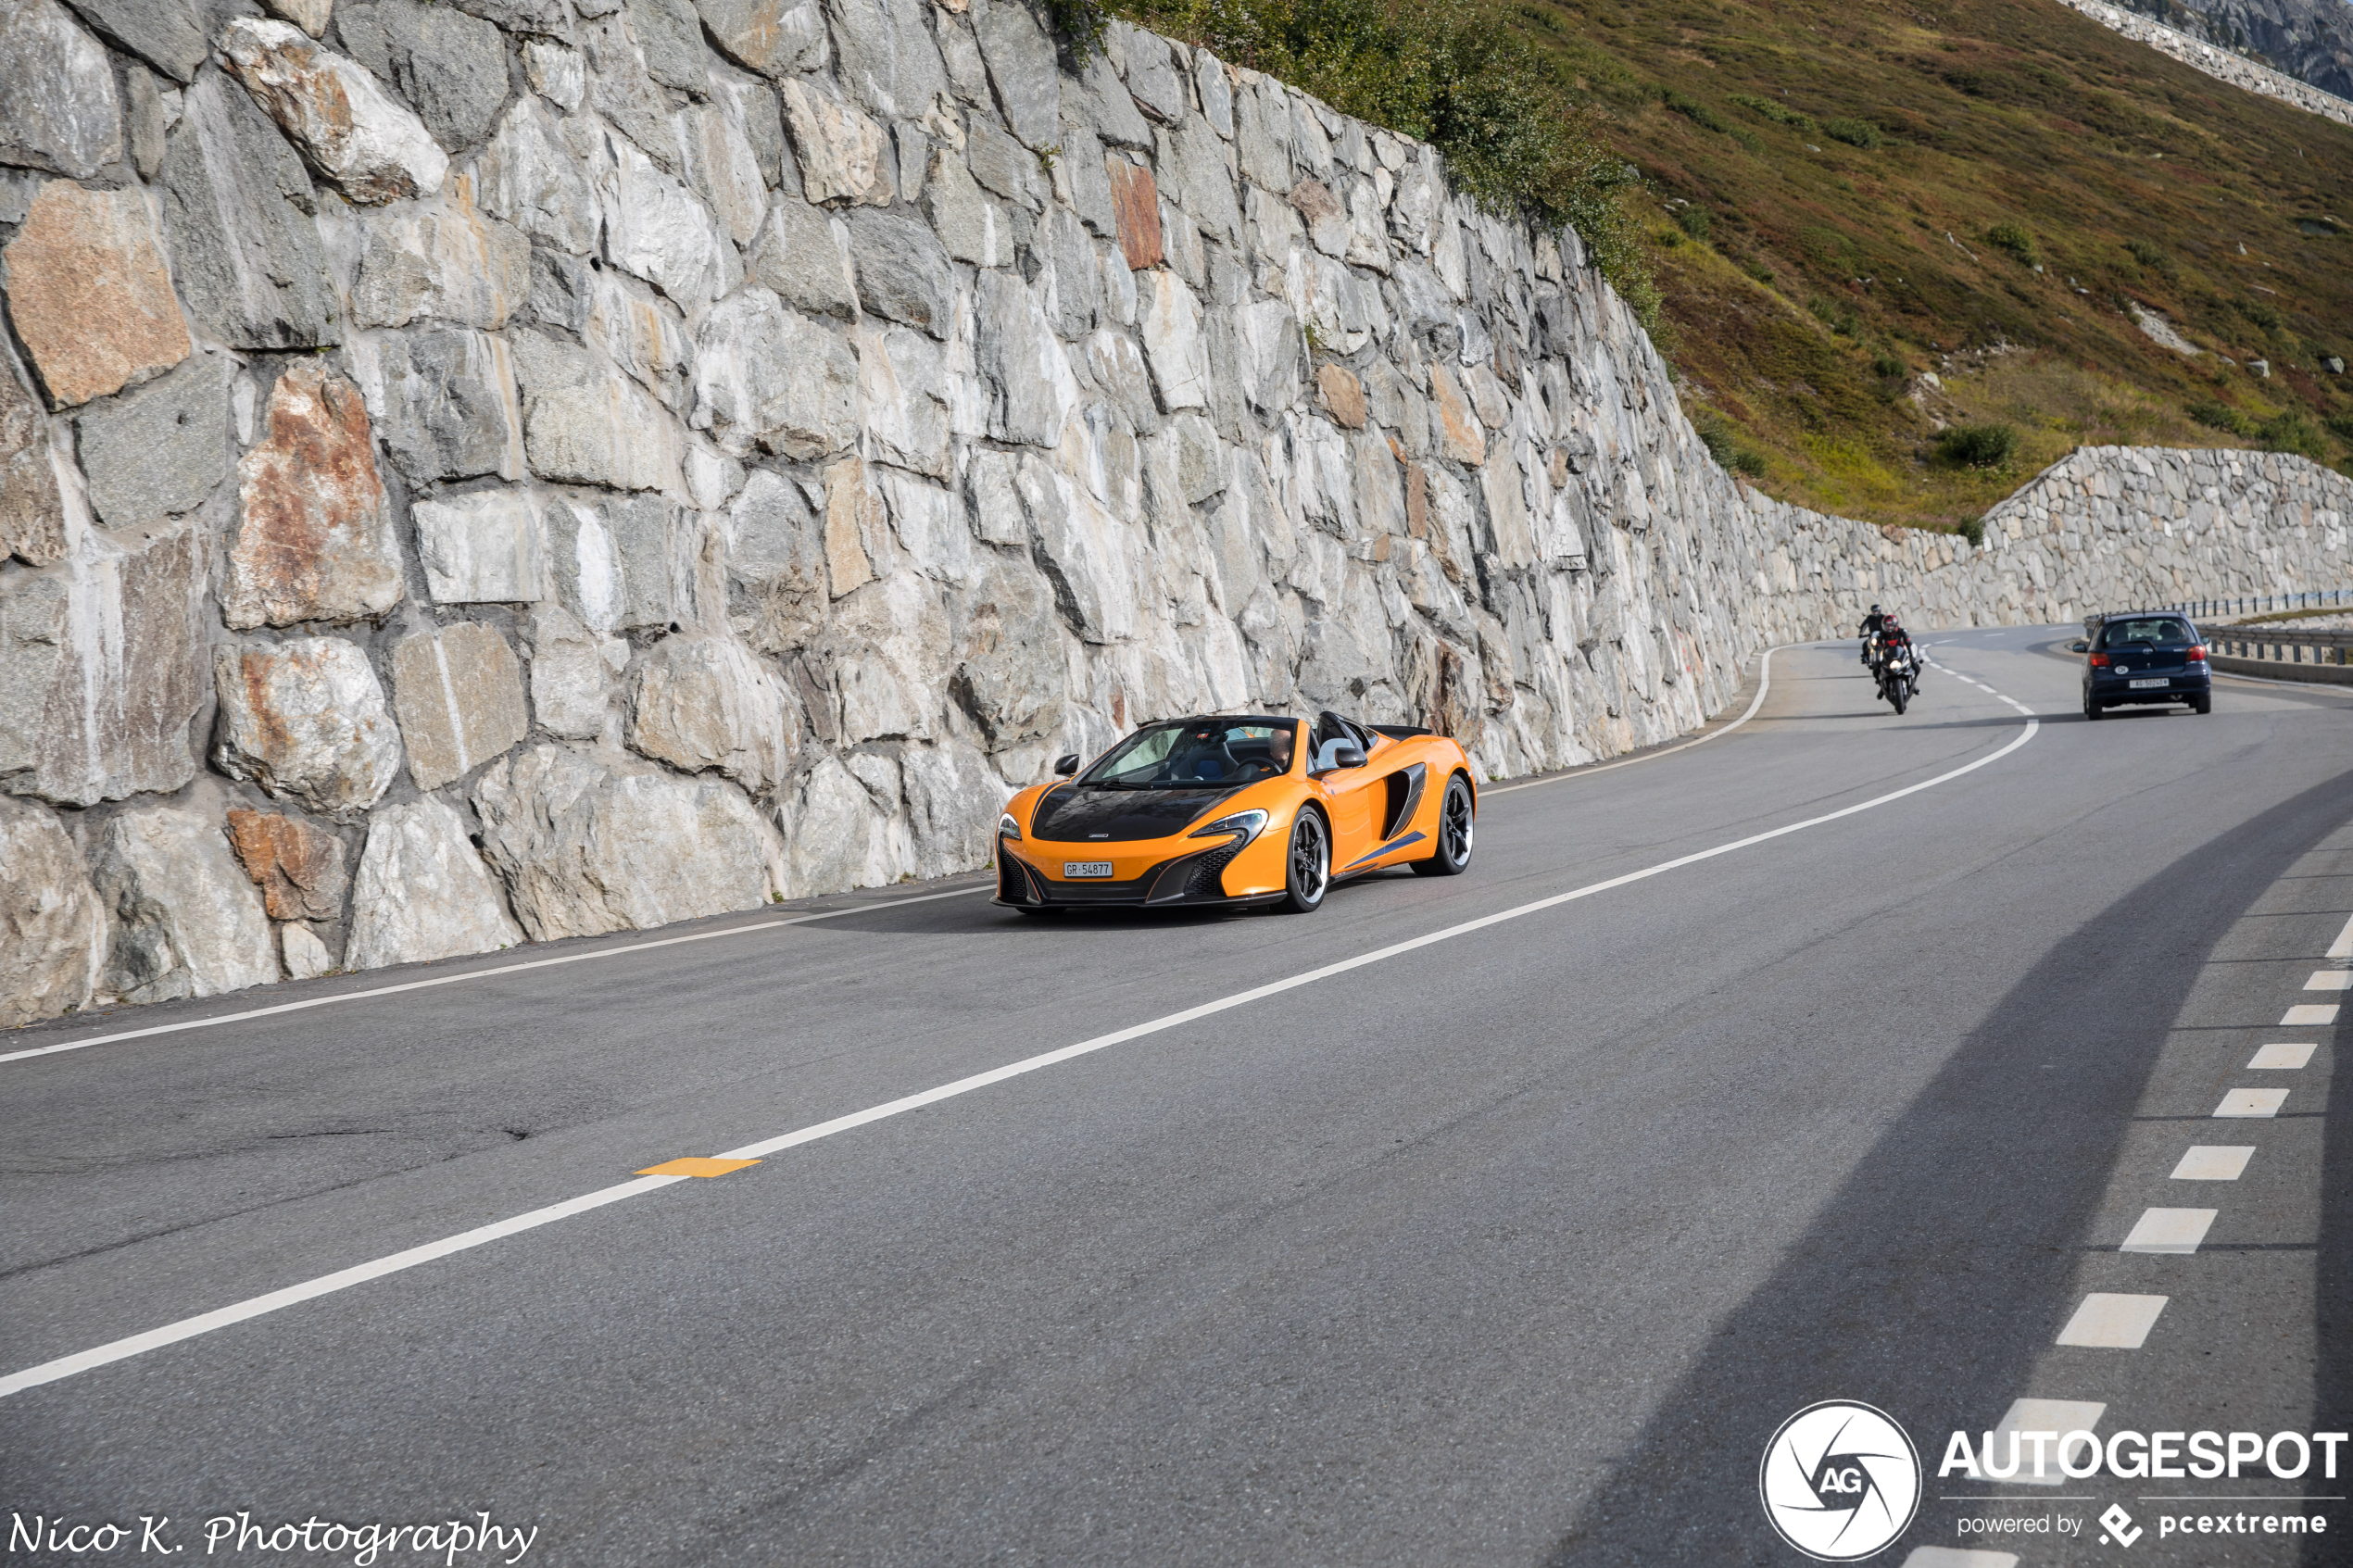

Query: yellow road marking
(635, 1157), (762, 1178)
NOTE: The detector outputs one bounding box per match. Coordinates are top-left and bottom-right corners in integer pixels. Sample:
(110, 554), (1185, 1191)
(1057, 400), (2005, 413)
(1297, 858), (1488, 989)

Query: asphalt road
(2, 626), (2347, 1567)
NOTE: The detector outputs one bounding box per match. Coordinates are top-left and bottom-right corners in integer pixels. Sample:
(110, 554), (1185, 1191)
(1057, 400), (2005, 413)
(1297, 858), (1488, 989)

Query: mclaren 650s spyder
(993, 711), (1477, 915)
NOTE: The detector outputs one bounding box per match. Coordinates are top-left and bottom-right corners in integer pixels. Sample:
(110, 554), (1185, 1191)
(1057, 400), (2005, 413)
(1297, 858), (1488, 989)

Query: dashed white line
(2302, 969), (2352, 991)
(1982, 1399), (2108, 1486)
(2120, 1208), (2217, 1255)
(2248, 1042), (2317, 1070)
(2280, 1003), (2340, 1026)
(2171, 1146), (2254, 1181)
(2214, 1087), (2290, 1118)
(2057, 1294), (2168, 1348)
(0, 687), (2045, 1401)
(2329, 912), (2353, 960)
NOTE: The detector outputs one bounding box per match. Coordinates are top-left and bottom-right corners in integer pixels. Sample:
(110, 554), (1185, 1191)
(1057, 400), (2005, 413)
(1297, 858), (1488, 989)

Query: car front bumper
(994, 832), (1288, 910)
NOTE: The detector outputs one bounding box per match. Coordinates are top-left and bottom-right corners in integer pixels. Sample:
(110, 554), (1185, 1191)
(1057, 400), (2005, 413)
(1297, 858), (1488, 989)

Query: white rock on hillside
(626, 633), (799, 794)
(89, 804), (278, 1004)
(211, 638), (404, 815)
(216, 19), (449, 204)
(344, 798), (524, 969)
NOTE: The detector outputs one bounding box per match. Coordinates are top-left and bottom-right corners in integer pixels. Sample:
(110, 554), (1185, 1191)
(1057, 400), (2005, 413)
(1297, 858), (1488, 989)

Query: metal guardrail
(2200, 626), (2353, 663)
(2165, 590), (2353, 619)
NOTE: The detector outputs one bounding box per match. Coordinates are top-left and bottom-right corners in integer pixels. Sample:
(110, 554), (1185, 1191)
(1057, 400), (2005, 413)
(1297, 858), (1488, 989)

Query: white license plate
(2129, 677), (2169, 689)
(1063, 861), (1114, 878)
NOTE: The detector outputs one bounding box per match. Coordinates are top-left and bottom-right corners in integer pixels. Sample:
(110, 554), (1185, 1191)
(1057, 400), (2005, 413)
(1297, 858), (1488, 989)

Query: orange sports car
(994, 711), (1477, 914)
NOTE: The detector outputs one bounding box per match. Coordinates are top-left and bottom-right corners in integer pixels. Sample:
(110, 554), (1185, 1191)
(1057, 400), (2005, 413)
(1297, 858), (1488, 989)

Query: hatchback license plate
(2129, 677), (2169, 689)
(1063, 861), (1114, 878)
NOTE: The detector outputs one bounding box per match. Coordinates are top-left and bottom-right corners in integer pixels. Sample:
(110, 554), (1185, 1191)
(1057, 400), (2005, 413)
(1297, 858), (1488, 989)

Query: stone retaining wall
(3, 0), (2349, 1028)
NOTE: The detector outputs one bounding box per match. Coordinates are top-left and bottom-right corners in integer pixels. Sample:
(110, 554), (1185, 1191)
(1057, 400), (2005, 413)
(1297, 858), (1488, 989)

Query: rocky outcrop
(1, 0), (2347, 1035)
(2054, 0), (2353, 125)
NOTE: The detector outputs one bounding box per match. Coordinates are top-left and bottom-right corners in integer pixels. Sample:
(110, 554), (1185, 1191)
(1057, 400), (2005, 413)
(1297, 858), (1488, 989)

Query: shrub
(1730, 92), (1812, 131)
(2238, 299), (2284, 333)
(2123, 237), (2176, 276)
(1661, 88), (1728, 132)
(1731, 447), (1768, 477)
(1088, 0), (1659, 323)
(1956, 515), (1985, 547)
(2187, 399), (2256, 437)
(1934, 423), (2018, 468)
(1823, 117), (1882, 149)
(1870, 353), (1907, 379)
(1696, 420), (1735, 465)
(2258, 410), (2330, 461)
(1809, 296), (1860, 336)
(1984, 222), (2037, 266)
(1674, 204), (1712, 241)
(2325, 411), (2353, 444)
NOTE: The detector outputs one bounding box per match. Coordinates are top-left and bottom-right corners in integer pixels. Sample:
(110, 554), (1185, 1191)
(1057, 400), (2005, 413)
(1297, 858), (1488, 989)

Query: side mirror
(1052, 753), (1080, 777)
(2069, 639), (2089, 653)
(1325, 744), (1366, 771)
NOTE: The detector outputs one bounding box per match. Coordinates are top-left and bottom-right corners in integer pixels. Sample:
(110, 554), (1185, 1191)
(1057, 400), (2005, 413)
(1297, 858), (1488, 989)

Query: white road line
(0, 884), (997, 1066)
(2214, 1088), (2290, 1118)
(2329, 912), (2353, 960)
(2303, 969), (2352, 991)
(2057, 1294), (2168, 1348)
(2171, 1147), (2254, 1181)
(1486, 644), (1785, 797)
(1902, 1549), (2020, 1567)
(2249, 1043), (2317, 1070)
(2120, 1208), (2217, 1254)
(0, 692), (2043, 1401)
(1982, 1399), (2108, 1486)
(2281, 1003), (2340, 1026)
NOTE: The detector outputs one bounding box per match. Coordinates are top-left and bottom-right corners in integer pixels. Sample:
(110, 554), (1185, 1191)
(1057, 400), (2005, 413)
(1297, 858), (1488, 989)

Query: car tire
(2083, 693), (2102, 721)
(1415, 774), (1477, 877)
(1279, 809), (1330, 913)
(2192, 694), (2212, 715)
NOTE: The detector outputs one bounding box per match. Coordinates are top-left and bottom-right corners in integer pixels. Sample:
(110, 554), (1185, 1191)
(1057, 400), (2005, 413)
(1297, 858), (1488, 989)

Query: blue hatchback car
(2077, 612), (2211, 719)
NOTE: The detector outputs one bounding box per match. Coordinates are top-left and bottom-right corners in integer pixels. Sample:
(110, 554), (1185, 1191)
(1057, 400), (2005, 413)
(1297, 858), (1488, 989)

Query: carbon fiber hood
(1029, 784), (1239, 843)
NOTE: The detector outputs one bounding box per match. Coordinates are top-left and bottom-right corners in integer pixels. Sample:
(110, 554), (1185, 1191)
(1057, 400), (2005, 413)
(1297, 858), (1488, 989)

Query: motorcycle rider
(1880, 615), (1922, 695)
(1859, 604), (1888, 665)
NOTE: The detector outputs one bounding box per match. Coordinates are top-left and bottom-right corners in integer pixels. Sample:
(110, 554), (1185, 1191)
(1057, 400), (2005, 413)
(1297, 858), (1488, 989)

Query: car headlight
(1189, 809), (1268, 843)
(998, 811), (1022, 841)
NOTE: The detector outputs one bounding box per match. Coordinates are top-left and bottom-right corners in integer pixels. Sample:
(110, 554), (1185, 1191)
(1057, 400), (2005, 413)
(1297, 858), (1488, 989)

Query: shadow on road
(1541, 771), (2353, 1566)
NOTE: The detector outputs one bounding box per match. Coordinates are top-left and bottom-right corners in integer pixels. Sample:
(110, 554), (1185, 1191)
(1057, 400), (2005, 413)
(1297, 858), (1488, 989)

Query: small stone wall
(2, 0), (2348, 1029)
(2047, 0), (2353, 127)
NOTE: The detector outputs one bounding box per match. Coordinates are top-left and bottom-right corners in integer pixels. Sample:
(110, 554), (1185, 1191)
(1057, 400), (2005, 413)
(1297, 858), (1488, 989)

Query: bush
(1696, 416), (1768, 477)
(1093, 0), (1658, 326)
(1731, 447), (1768, 478)
(2187, 399), (2256, 437)
(1870, 353), (1907, 379)
(1730, 92), (1813, 131)
(1661, 88), (1728, 132)
(2258, 410), (2330, 461)
(2123, 238), (2176, 276)
(1697, 420), (1735, 466)
(1984, 223), (2037, 266)
(1934, 423), (2019, 468)
(1823, 117), (1882, 149)
(1674, 204), (1712, 241)
(2238, 298), (2284, 333)
(1956, 515), (1985, 547)
(2325, 411), (2353, 444)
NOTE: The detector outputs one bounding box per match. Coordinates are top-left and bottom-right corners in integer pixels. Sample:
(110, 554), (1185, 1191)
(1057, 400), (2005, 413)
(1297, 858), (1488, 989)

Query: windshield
(2097, 618), (2196, 650)
(1080, 721), (1298, 788)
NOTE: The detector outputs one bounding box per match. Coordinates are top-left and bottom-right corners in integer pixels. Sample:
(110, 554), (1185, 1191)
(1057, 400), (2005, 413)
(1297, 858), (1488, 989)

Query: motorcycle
(1876, 643), (1920, 714)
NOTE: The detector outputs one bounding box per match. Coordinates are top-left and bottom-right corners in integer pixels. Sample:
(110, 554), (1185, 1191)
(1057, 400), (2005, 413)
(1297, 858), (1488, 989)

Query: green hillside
(1516, 0), (2353, 526)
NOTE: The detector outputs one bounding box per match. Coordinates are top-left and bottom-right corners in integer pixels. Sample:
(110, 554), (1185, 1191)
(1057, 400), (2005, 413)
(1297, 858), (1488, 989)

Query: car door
(1312, 721), (1391, 870)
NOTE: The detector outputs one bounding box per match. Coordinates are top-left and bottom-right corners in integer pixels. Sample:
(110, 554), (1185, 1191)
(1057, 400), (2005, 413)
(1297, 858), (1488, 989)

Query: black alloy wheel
(1416, 774), (1476, 877)
(1280, 809), (1330, 912)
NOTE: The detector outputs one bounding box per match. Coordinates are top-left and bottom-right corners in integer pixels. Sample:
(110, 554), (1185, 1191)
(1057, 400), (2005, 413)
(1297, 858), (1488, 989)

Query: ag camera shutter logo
(1758, 1400), (1922, 1561)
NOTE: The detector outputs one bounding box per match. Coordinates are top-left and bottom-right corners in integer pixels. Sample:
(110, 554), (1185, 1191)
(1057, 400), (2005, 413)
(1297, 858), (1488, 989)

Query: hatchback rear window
(2097, 618), (2195, 649)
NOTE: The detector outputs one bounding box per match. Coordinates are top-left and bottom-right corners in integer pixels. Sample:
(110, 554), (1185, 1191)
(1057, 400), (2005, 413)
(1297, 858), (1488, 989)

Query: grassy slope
(1511, 0), (2353, 527)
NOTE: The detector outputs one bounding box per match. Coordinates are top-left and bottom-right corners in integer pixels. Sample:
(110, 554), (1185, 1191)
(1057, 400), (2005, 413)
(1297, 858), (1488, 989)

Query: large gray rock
(476, 97), (598, 256)
(0, 0), (120, 177)
(525, 603), (625, 738)
(723, 468), (827, 654)
(72, 351), (233, 531)
(0, 795), (107, 1026)
(696, 0), (827, 78)
(225, 363), (406, 628)
(1139, 267), (1209, 410)
(627, 633), (798, 793)
(90, 804), (278, 1005)
(392, 621), (529, 791)
(747, 197), (859, 319)
(900, 737), (1004, 878)
(626, 0), (704, 91)
(824, 0), (944, 119)
(0, 346), (66, 567)
(160, 74), (340, 349)
(580, 265), (691, 410)
(924, 144), (1011, 268)
(580, 15), (679, 174)
(472, 742), (786, 938)
(1038, 204), (1099, 339)
(510, 328), (682, 493)
(676, 97), (769, 246)
(415, 487), (547, 603)
(689, 287), (860, 459)
(780, 751), (905, 894)
(1117, 24), (1185, 124)
(854, 323), (950, 479)
(778, 76), (890, 205)
(975, 269), (1076, 446)
(348, 193), (531, 330)
(599, 133), (736, 309)
(844, 209), (954, 338)
(335, 0), (510, 152)
(963, 116), (1041, 209)
(0, 523), (207, 807)
(4, 179), (191, 408)
(57, 0), (205, 81)
(211, 637), (403, 816)
(344, 797), (523, 970)
(947, 550), (1064, 747)
(217, 19), (448, 205)
(352, 325), (524, 486)
(973, 0), (1058, 148)
(547, 492), (679, 633)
